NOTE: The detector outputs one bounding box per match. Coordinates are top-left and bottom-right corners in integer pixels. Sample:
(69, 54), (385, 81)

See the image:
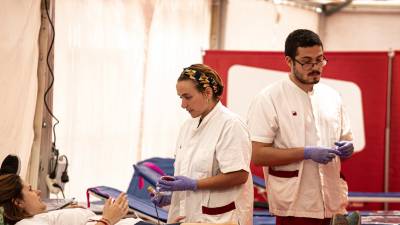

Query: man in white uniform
(247, 29), (359, 225)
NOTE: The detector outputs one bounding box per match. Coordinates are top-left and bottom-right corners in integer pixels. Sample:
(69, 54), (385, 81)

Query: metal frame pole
(384, 49), (395, 210)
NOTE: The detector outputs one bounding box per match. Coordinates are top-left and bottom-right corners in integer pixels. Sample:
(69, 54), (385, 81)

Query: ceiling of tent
(270, 0), (400, 14)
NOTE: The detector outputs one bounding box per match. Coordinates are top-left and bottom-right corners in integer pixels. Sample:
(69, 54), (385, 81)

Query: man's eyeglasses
(293, 56), (328, 70)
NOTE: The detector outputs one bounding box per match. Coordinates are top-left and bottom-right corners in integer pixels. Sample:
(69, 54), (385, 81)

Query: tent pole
(384, 49), (394, 210)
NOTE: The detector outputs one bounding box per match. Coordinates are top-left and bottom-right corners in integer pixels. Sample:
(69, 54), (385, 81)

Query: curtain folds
(54, 0), (211, 200)
(0, 0), (41, 179)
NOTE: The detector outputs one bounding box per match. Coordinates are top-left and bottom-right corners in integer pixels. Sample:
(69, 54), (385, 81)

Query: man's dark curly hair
(285, 29), (323, 60)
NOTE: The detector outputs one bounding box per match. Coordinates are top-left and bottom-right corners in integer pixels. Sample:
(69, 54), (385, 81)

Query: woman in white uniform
(152, 64), (253, 225)
(0, 173), (136, 225)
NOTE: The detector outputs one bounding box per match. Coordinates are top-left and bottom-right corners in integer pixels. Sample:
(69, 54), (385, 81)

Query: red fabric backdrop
(204, 50), (395, 210)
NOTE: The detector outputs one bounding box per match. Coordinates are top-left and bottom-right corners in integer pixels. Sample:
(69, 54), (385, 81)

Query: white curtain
(54, 0), (211, 201)
(0, 0), (41, 179)
(140, 0), (211, 159)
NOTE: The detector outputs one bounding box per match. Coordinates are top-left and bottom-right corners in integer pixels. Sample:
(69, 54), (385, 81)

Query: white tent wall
(53, 0), (147, 201)
(223, 0), (319, 51)
(223, 0), (400, 51)
(0, 0), (41, 180)
(53, 0), (211, 201)
(324, 11), (400, 50)
(140, 1), (211, 160)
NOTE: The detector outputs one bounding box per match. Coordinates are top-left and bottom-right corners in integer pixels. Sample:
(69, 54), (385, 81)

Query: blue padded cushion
(87, 186), (168, 222)
(127, 157), (174, 199)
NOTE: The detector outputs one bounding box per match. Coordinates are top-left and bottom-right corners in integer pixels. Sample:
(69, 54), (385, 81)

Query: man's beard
(293, 68), (321, 85)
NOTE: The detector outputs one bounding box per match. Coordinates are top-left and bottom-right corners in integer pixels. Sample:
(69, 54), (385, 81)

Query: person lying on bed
(0, 173), (140, 225)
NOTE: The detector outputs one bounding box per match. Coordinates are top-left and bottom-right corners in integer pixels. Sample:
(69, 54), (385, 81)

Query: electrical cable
(147, 186), (160, 225)
(153, 203), (160, 225)
(43, 0), (59, 146)
(52, 183), (66, 199)
(43, 0), (70, 191)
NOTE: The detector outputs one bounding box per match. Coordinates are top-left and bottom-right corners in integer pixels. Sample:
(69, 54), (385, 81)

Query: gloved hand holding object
(334, 141), (354, 159)
(157, 175), (197, 192)
(304, 146), (341, 164)
(150, 192), (172, 207)
(148, 186), (172, 207)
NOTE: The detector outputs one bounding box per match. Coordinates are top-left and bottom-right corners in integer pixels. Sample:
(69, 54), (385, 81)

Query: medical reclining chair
(87, 157), (175, 223)
(87, 157), (276, 225)
(127, 158), (276, 225)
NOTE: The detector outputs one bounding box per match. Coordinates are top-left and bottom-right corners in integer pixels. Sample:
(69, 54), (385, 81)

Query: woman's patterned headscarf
(181, 68), (219, 94)
(0, 206), (9, 225)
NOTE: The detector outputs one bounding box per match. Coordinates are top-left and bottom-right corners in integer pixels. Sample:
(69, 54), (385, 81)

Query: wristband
(88, 218), (111, 225)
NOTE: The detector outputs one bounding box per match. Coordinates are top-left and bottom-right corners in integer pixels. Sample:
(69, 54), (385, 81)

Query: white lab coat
(168, 102), (253, 225)
(247, 77), (352, 219)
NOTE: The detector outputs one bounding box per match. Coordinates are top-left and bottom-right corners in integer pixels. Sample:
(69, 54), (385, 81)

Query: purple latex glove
(150, 192), (171, 207)
(157, 175), (197, 192)
(335, 141), (354, 159)
(304, 146), (341, 164)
